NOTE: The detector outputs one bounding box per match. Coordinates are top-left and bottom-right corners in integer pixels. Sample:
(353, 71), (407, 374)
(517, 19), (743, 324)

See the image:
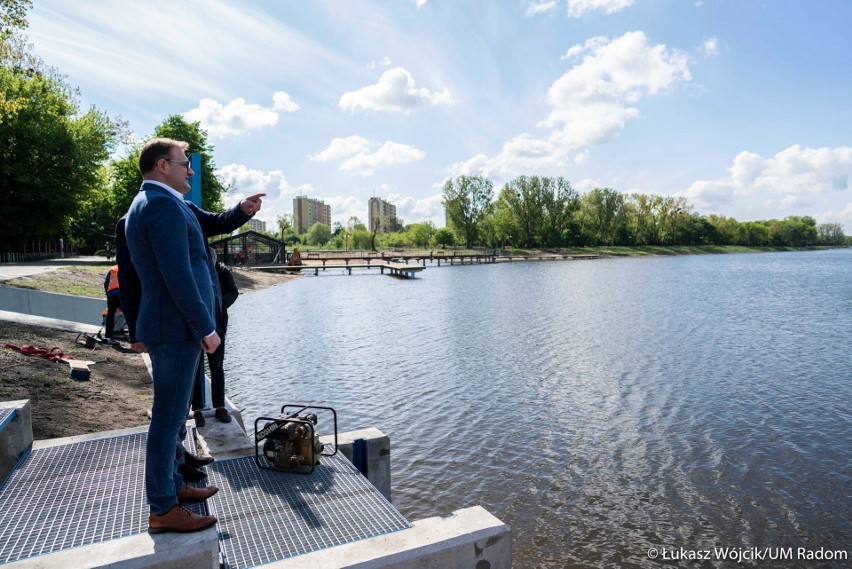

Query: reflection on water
(227, 249), (852, 567)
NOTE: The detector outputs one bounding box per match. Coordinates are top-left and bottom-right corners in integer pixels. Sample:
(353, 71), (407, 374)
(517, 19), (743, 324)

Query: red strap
(4, 343), (70, 362)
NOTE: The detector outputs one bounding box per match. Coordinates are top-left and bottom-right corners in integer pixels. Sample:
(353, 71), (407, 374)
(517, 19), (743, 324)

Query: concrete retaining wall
(272, 506), (512, 568)
(323, 428), (391, 502)
(0, 286), (103, 326)
(0, 400), (33, 487)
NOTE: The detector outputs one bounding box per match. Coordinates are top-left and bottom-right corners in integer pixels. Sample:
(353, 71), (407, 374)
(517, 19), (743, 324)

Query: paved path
(0, 257), (108, 282)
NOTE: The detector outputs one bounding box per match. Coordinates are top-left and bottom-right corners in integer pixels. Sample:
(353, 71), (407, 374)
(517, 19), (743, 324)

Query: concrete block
(0, 286), (103, 325)
(193, 414), (254, 461)
(322, 427), (391, 501)
(0, 400), (33, 485)
(270, 505), (511, 569)
(4, 524), (220, 569)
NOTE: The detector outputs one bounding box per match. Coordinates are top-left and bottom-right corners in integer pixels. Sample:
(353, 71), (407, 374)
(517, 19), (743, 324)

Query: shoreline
(0, 246), (844, 299)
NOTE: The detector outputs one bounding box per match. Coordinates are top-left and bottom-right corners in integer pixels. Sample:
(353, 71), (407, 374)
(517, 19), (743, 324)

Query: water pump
(254, 404), (337, 474)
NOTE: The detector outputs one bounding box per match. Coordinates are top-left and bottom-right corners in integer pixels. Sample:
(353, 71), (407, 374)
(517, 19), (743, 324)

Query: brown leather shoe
(215, 407), (232, 423)
(148, 505), (217, 534)
(177, 484), (219, 504)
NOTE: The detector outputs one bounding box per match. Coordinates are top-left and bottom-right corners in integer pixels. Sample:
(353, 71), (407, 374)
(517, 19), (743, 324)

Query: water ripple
(227, 250), (852, 567)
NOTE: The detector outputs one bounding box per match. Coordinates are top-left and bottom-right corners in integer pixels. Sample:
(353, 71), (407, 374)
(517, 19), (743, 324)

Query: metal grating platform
(0, 430), (203, 565)
(0, 408), (13, 430)
(208, 454), (411, 569)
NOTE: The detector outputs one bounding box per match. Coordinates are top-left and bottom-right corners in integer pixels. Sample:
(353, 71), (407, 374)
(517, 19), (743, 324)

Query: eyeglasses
(163, 158), (191, 170)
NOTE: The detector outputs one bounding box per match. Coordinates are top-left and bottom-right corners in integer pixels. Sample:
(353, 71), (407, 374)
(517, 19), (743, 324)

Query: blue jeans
(146, 341), (201, 515)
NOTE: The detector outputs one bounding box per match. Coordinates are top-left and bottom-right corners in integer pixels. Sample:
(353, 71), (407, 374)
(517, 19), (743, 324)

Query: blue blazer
(125, 183), (216, 345)
(116, 202), (251, 343)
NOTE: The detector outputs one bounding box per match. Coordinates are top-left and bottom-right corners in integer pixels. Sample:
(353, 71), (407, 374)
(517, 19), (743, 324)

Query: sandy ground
(0, 322), (153, 439)
(0, 267), (298, 439)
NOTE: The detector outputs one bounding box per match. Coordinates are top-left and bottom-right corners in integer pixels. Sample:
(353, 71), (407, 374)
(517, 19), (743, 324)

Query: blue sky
(25, 0), (852, 231)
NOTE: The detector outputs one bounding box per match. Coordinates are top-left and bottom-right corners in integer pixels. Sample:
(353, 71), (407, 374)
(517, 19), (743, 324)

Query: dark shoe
(215, 407), (232, 423)
(177, 463), (207, 482)
(148, 505), (217, 534)
(184, 452), (215, 468)
(193, 410), (205, 427)
(177, 484), (218, 504)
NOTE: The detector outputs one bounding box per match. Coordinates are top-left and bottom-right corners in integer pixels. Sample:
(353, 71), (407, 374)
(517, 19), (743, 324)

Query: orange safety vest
(106, 265), (119, 293)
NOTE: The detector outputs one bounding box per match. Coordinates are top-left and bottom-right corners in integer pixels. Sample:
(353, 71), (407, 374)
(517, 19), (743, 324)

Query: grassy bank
(1, 265), (298, 298)
(5, 266), (108, 297)
(502, 245), (836, 257)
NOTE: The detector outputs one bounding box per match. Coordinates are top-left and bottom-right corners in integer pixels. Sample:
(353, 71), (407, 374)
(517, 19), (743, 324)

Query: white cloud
(369, 56), (393, 70)
(683, 145), (852, 219)
(340, 141), (426, 176)
(308, 135), (372, 162)
(184, 91), (299, 139)
(701, 36), (719, 57)
(339, 67), (453, 114)
(216, 164), (296, 201)
(311, 136), (426, 176)
(272, 92), (300, 112)
(545, 30), (690, 145)
(730, 145), (852, 196)
(387, 193), (446, 225)
(526, 1), (559, 17)
(682, 179), (734, 211)
(454, 31), (691, 179)
(560, 35), (609, 60)
(567, 0), (634, 19)
(412, 0), (429, 8)
(449, 134), (570, 178)
(216, 163), (302, 226)
(325, 196), (367, 226)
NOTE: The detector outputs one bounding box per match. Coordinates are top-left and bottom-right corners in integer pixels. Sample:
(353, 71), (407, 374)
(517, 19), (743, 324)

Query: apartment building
(248, 218), (267, 233)
(293, 195), (331, 234)
(368, 197), (397, 233)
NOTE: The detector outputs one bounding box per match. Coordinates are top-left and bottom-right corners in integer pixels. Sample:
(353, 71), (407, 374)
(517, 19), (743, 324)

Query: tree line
(1, 2), (847, 255)
(441, 175), (849, 249)
(0, 2), (228, 253)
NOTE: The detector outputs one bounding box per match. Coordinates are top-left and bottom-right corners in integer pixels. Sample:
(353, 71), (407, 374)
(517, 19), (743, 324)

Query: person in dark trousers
(103, 264), (121, 342)
(191, 250), (238, 425)
(116, 191), (264, 484)
(125, 138), (221, 534)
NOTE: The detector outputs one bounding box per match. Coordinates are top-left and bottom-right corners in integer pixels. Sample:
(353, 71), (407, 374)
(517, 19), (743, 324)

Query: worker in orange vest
(103, 264), (121, 343)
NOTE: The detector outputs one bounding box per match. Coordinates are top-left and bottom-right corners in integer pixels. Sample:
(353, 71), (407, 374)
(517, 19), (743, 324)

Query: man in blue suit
(125, 138), (223, 534)
(116, 182), (263, 483)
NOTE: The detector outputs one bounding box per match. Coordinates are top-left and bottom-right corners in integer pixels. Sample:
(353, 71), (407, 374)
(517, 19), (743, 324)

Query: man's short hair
(138, 138), (190, 175)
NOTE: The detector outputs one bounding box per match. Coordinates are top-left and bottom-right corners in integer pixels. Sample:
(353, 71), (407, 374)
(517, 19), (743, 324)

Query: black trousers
(105, 294), (121, 338)
(191, 333), (226, 410)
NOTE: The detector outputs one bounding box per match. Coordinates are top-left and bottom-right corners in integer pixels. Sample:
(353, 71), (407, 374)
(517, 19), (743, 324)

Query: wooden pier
(256, 261), (424, 278)
(250, 249), (601, 278)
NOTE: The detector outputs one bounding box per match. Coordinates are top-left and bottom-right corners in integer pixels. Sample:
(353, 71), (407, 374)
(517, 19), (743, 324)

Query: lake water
(225, 249), (851, 568)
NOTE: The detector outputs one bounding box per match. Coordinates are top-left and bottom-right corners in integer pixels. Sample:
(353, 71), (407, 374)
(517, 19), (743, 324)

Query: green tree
(0, 39), (123, 250)
(277, 213), (294, 233)
(405, 221), (436, 247)
(68, 166), (115, 250)
(433, 227), (455, 248)
(0, 0), (31, 41)
(109, 115), (227, 220)
(305, 222), (331, 246)
(499, 176), (544, 247)
(540, 177), (579, 246)
(816, 222), (846, 246)
(108, 146), (144, 219)
(580, 188), (626, 245)
(442, 175), (493, 248)
(350, 228), (372, 249)
(155, 115), (226, 212)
